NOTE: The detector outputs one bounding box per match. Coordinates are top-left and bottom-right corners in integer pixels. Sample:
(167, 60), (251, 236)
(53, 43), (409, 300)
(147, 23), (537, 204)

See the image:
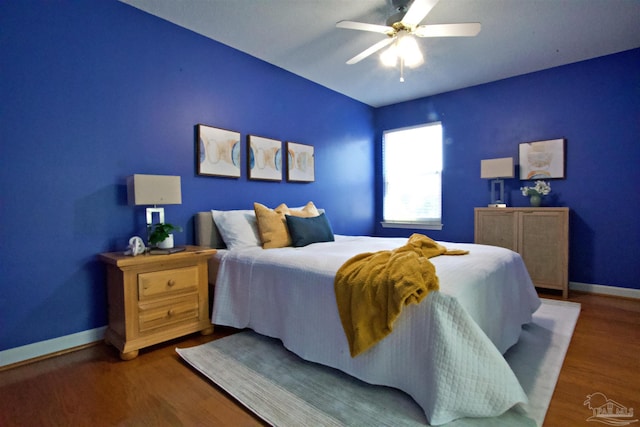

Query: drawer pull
(167, 309), (175, 317)
(167, 280), (176, 287)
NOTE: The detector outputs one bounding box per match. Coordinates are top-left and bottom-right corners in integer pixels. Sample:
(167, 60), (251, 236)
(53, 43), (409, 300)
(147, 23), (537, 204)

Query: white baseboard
(0, 326), (107, 368)
(570, 282), (640, 299)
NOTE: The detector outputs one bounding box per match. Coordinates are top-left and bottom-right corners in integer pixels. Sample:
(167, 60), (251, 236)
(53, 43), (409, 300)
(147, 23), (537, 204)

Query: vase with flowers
(520, 180), (551, 207)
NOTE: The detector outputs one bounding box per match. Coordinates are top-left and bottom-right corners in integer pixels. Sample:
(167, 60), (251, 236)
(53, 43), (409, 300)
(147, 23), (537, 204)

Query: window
(382, 122), (443, 230)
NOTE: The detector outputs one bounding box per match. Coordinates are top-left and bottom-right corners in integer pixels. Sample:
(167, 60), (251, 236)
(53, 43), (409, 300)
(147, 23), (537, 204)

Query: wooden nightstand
(99, 246), (217, 360)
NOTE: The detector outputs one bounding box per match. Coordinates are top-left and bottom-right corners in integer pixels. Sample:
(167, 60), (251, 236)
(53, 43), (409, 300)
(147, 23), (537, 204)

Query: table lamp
(480, 157), (514, 207)
(127, 174), (182, 227)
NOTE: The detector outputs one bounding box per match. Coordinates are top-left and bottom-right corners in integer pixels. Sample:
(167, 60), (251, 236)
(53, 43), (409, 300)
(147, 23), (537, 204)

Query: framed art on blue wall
(286, 142), (315, 182)
(248, 135), (282, 181)
(197, 124), (241, 178)
(519, 138), (566, 180)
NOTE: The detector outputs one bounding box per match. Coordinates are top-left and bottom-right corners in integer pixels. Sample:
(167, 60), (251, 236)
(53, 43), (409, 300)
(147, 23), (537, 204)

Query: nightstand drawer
(138, 266), (199, 300)
(138, 295), (199, 332)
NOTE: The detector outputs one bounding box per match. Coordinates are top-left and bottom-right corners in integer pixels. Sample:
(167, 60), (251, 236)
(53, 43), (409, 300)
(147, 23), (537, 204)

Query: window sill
(380, 221), (443, 231)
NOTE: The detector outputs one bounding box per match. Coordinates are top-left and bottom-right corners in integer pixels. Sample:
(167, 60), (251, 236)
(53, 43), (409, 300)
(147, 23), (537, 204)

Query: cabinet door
(474, 210), (518, 251)
(518, 210), (568, 291)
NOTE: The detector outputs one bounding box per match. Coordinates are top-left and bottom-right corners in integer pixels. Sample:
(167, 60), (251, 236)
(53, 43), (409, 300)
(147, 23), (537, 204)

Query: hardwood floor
(543, 291), (640, 426)
(1, 291), (638, 426)
(0, 327), (264, 427)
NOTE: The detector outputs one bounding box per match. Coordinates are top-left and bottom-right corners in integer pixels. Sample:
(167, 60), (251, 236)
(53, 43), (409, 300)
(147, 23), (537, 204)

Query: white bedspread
(212, 235), (541, 425)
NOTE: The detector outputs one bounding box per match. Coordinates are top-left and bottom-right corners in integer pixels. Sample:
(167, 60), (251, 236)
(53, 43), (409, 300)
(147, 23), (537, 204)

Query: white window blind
(382, 122), (443, 230)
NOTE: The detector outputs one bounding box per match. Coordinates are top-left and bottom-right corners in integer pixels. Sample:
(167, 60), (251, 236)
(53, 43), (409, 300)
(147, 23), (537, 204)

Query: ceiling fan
(337, 0), (481, 80)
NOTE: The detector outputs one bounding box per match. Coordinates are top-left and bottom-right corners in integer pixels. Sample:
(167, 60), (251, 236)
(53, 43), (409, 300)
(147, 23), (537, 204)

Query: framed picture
(519, 138), (565, 180)
(197, 124), (241, 178)
(248, 135), (282, 181)
(286, 142), (315, 182)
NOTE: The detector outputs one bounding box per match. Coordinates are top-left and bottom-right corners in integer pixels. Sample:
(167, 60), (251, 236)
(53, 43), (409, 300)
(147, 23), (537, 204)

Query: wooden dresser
(99, 246), (217, 360)
(474, 207), (569, 298)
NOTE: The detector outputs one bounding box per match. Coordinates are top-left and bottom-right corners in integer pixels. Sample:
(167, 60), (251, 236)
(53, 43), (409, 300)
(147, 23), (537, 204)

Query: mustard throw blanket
(334, 233), (469, 357)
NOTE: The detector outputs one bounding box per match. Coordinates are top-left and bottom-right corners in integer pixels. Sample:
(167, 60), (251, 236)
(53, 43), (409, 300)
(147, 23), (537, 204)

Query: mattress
(211, 235), (541, 425)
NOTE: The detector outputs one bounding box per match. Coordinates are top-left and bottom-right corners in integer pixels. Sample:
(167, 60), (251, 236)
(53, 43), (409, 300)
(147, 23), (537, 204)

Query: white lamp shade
(480, 157), (514, 179)
(127, 174), (182, 206)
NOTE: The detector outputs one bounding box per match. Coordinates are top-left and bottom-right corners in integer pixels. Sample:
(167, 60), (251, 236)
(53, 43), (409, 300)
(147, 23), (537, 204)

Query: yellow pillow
(290, 202), (320, 217)
(254, 202), (319, 248)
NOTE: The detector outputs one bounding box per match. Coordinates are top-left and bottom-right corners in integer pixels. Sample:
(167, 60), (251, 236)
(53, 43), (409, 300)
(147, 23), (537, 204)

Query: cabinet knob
(167, 309), (175, 317)
(167, 279), (176, 287)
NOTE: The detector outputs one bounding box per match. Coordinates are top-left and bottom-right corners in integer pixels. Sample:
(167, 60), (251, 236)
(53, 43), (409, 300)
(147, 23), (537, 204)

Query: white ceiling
(121, 0), (640, 107)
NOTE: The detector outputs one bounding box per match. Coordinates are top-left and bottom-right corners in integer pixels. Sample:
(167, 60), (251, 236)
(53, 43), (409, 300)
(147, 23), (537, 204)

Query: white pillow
(211, 209), (261, 249)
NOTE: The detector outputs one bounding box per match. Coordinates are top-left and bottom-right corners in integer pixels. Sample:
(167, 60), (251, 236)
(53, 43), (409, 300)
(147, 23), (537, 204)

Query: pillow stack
(254, 201), (319, 248)
(254, 201), (334, 248)
(212, 201), (334, 249)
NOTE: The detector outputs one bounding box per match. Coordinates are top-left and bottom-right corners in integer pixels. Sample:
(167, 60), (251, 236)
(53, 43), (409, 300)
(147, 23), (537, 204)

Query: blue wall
(0, 1), (374, 350)
(374, 48), (640, 291)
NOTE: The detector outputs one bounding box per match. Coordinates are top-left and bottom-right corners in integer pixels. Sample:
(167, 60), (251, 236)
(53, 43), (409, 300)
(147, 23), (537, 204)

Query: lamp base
(489, 179), (507, 207)
(146, 206), (165, 225)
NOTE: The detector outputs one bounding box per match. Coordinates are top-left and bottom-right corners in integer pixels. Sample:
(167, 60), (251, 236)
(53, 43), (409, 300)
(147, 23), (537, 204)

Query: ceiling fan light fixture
(397, 34), (424, 67)
(379, 34), (424, 69)
(340, 0), (478, 75)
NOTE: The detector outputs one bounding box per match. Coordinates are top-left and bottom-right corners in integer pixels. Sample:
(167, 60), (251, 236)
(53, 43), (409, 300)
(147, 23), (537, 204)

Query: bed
(194, 209), (541, 426)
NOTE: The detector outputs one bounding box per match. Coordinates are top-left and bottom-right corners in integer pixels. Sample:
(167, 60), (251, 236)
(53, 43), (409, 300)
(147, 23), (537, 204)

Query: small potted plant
(148, 223), (182, 248)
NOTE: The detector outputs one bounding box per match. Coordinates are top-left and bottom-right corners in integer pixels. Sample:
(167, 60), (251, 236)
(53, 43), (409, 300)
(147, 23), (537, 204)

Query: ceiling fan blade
(401, 0), (440, 28)
(413, 23), (481, 37)
(336, 20), (393, 34)
(346, 37), (395, 65)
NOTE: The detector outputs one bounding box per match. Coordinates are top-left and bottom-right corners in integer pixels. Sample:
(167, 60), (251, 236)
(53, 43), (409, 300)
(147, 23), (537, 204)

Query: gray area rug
(177, 298), (580, 426)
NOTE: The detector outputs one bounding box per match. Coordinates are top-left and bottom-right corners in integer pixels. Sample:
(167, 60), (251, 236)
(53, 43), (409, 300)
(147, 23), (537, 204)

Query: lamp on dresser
(480, 157), (514, 207)
(127, 174), (182, 237)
